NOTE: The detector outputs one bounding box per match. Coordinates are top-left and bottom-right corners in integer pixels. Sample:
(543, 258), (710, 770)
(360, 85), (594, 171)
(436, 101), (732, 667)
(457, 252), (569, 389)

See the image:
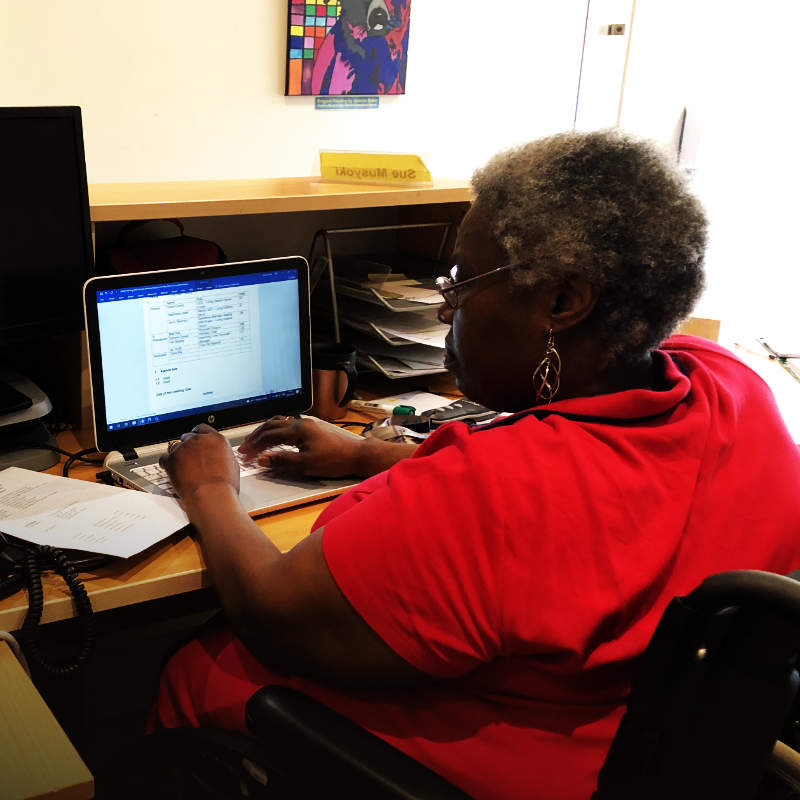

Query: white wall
(620, 0), (800, 339)
(8, 0), (791, 339)
(574, 0), (633, 130)
(1, 0), (591, 183)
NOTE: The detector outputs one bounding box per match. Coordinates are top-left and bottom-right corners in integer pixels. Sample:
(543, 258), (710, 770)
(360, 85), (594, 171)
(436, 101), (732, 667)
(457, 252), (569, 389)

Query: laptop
(83, 256), (359, 515)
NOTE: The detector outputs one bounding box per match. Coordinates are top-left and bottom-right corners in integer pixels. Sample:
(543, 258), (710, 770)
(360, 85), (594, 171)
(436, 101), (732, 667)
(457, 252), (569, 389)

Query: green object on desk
(392, 405), (416, 415)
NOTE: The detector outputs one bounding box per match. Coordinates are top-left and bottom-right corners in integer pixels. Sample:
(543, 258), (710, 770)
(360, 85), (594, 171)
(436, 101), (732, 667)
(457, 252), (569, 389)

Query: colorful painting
(285, 1), (412, 96)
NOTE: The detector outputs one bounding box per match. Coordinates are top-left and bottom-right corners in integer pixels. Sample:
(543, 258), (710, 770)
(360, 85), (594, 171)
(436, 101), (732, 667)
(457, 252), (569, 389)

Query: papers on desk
(316, 260), (450, 379)
(0, 467), (189, 558)
(350, 391), (453, 416)
(339, 305), (447, 348)
(352, 335), (445, 378)
(355, 338), (444, 367)
(368, 309), (447, 348)
(335, 271), (441, 309)
(359, 353), (445, 379)
(359, 274), (442, 304)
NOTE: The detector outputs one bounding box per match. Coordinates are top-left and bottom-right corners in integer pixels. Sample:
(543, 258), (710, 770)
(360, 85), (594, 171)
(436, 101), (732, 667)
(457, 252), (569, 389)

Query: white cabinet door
(619, 0), (800, 335)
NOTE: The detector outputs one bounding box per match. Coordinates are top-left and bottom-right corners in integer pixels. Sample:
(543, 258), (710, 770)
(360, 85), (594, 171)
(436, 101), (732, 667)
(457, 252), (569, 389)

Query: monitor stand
(0, 366), (60, 471)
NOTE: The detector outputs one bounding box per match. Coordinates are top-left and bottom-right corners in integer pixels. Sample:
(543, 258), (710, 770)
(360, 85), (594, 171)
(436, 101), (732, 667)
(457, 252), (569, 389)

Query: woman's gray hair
(472, 129), (707, 362)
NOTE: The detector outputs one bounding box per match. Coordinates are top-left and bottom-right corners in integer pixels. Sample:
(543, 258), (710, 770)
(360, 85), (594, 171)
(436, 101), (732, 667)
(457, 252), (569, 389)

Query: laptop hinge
(120, 448), (139, 462)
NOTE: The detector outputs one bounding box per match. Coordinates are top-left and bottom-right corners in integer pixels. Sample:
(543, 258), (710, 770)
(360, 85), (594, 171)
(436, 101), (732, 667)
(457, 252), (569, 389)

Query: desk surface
(0, 641), (93, 800)
(0, 368), (459, 632)
(89, 176), (473, 222)
(0, 429), (336, 631)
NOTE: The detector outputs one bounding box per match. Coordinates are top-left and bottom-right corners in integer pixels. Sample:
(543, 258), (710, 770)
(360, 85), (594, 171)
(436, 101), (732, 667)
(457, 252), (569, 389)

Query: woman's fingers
(158, 423), (240, 497)
(239, 416), (299, 456)
(258, 449), (306, 480)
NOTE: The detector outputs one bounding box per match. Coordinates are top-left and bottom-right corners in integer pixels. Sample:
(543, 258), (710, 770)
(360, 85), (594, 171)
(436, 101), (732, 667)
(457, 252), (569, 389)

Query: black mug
(310, 342), (357, 420)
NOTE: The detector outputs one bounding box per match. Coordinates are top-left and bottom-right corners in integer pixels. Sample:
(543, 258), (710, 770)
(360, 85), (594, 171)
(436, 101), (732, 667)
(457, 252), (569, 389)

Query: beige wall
(1, 0), (593, 183)
(7, 1), (792, 337)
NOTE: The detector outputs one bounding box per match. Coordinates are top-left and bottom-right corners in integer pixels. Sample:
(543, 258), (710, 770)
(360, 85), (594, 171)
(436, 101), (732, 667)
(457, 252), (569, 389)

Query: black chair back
(245, 685), (472, 799)
(593, 570), (800, 800)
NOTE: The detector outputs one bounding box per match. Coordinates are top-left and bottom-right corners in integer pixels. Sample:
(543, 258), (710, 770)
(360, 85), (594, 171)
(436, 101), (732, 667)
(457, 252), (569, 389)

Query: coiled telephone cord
(21, 545), (95, 675)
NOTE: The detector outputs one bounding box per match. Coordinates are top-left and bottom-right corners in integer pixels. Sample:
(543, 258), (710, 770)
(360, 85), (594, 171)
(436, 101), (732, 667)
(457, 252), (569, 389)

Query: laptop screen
(84, 257), (312, 454)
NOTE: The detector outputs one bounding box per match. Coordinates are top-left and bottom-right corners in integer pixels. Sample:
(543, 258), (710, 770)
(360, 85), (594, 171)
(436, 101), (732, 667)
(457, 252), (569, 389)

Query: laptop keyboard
(130, 445), (299, 497)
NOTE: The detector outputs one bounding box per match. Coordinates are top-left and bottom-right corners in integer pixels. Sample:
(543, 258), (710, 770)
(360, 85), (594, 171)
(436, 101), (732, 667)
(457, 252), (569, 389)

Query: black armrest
(245, 685), (472, 800)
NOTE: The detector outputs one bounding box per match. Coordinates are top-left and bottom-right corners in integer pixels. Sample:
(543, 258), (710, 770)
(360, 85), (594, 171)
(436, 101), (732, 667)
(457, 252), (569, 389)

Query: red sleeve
(321, 424), (507, 678)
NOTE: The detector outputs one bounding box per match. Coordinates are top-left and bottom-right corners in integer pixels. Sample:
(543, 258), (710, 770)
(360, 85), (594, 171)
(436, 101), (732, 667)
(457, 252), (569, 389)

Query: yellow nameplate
(319, 151), (432, 186)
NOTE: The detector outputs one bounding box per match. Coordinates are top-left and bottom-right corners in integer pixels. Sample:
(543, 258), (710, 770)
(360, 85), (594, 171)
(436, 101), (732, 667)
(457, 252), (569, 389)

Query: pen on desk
(733, 342), (770, 359)
(733, 342), (773, 361)
(350, 399), (396, 411)
(349, 399), (397, 416)
(758, 338), (800, 384)
(780, 363), (800, 384)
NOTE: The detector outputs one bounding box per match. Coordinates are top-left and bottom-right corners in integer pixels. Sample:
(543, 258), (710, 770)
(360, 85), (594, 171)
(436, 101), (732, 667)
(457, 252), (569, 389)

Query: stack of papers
(352, 336), (444, 378)
(0, 467), (189, 558)
(340, 303), (447, 348)
(319, 265), (449, 379)
(333, 273), (441, 311)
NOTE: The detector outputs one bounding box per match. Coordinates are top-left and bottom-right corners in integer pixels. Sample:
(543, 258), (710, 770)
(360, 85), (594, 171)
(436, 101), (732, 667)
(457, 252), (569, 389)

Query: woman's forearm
(356, 439), (418, 476)
(183, 483), (282, 622)
(173, 455), (430, 684)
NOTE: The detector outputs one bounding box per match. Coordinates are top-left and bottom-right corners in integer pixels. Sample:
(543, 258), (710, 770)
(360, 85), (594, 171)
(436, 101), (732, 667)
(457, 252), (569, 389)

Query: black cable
(39, 444), (90, 460)
(0, 535), (27, 600)
(337, 421), (370, 430)
(23, 442), (105, 476)
(95, 469), (116, 485)
(37, 443), (103, 465)
(60, 447), (104, 477)
(20, 545), (95, 676)
(0, 568), (25, 599)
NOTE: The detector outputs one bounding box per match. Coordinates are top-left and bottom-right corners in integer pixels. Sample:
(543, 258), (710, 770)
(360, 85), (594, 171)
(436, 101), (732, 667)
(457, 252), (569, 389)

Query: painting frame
(285, 1), (412, 97)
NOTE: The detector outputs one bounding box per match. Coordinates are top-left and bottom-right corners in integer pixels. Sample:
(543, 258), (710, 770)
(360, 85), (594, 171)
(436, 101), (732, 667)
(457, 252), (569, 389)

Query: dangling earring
(532, 328), (561, 404)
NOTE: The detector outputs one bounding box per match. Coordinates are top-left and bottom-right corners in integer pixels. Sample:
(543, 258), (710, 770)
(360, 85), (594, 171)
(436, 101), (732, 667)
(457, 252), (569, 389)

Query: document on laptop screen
(95, 270), (303, 430)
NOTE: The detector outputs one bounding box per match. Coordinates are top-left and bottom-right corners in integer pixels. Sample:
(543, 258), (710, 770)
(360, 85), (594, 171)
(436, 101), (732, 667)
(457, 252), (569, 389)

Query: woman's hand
(238, 416), (364, 479)
(159, 423), (240, 502)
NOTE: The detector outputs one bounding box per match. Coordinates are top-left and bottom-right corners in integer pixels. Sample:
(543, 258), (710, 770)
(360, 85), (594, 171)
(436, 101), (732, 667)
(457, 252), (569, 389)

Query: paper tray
(358, 354), (447, 380)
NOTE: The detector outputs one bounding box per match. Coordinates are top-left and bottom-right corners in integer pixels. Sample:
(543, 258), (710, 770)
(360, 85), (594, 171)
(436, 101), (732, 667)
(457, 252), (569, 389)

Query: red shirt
(319, 336), (800, 799)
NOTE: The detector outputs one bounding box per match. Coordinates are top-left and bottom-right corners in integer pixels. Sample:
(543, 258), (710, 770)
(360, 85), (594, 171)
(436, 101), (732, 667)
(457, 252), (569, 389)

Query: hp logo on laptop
(208, 415), (215, 423)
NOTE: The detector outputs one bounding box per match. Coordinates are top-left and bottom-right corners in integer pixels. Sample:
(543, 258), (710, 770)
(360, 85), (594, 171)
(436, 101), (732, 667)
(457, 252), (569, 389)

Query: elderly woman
(153, 130), (800, 799)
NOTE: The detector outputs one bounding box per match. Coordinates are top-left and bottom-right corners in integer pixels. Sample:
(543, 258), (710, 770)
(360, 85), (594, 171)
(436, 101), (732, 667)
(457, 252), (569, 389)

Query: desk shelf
(88, 176), (473, 222)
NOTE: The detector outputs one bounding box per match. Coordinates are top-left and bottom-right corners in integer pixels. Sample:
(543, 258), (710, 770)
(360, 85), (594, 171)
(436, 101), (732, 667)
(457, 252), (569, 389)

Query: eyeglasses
(435, 264), (512, 309)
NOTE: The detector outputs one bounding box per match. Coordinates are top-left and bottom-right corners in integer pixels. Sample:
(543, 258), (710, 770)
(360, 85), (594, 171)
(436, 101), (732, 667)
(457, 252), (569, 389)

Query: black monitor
(0, 106), (94, 345)
(0, 106), (94, 468)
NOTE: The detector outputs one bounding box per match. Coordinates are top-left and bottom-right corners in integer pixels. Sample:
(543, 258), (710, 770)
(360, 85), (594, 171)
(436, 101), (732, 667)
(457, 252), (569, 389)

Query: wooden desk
(0, 428), (338, 631)
(0, 176), (468, 797)
(0, 641), (93, 800)
(0, 417), (377, 799)
(89, 177), (473, 222)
